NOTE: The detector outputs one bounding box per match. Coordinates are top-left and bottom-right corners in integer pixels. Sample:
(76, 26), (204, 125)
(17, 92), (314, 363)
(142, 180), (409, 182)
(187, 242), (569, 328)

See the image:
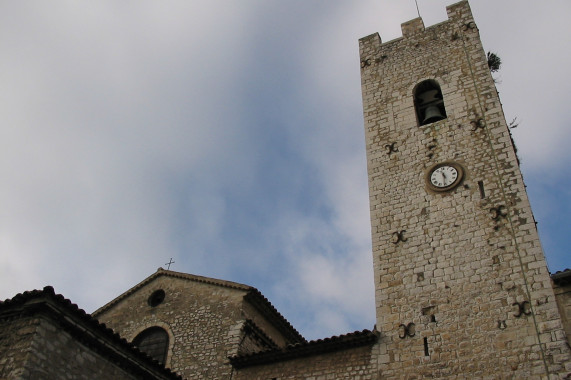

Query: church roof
(93, 268), (306, 344)
(229, 328), (378, 369)
(0, 286), (183, 380)
(551, 269), (571, 286)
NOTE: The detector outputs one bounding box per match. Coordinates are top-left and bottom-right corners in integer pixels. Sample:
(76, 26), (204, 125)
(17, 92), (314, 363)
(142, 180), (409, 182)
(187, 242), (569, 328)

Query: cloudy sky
(1, 0), (569, 341)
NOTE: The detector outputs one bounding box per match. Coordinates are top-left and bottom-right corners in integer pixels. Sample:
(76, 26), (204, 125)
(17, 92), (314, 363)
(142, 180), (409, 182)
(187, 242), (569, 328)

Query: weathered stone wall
(0, 316), (37, 379)
(553, 281), (571, 346)
(0, 315), (145, 380)
(233, 344), (377, 379)
(94, 272), (301, 379)
(27, 317), (145, 380)
(95, 275), (247, 379)
(238, 330), (268, 355)
(359, 1), (571, 377)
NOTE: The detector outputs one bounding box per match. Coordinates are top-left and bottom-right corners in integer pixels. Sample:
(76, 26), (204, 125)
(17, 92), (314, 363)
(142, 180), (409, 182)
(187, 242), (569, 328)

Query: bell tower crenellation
(359, 1), (571, 377)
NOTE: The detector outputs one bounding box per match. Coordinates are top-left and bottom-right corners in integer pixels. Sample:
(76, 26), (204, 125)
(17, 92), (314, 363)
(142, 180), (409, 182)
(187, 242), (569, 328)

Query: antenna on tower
(414, 0), (421, 18)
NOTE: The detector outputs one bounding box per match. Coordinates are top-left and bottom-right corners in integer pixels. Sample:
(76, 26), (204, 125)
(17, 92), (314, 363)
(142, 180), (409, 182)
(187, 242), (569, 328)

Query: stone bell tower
(359, 1), (570, 377)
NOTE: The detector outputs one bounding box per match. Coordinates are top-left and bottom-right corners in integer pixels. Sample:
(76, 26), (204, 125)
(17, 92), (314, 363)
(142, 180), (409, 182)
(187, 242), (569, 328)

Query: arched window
(414, 80), (447, 126)
(132, 327), (169, 365)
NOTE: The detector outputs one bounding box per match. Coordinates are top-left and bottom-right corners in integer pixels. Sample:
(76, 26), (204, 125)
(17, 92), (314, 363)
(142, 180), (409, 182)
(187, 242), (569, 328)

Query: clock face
(427, 163), (463, 192)
(430, 166), (458, 188)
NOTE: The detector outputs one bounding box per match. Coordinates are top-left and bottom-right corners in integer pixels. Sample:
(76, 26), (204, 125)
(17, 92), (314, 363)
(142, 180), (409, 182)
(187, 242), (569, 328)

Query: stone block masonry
(359, 1), (571, 377)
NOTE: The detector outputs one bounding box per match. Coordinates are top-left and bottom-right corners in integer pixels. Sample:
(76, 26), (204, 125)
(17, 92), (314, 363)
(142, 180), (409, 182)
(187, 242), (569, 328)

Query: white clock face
(430, 165), (458, 188)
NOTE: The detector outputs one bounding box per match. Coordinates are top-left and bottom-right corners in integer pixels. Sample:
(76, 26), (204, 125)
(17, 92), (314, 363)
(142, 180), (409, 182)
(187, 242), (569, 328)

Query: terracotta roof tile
(229, 328), (378, 369)
(551, 268), (571, 285)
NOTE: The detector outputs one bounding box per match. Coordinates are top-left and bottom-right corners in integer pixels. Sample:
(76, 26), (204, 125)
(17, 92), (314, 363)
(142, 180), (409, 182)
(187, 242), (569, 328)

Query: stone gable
(94, 269), (304, 379)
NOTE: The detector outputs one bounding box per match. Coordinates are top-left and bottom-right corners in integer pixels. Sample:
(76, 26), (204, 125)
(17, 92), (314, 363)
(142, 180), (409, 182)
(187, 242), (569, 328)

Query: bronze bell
(422, 105), (445, 124)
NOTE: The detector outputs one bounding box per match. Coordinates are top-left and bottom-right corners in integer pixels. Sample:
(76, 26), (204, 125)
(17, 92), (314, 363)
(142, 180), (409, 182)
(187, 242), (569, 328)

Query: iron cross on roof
(165, 258), (175, 270)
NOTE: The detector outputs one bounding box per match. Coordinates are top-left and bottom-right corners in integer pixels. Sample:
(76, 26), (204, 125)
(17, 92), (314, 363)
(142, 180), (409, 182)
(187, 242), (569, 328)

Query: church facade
(1, 1), (570, 379)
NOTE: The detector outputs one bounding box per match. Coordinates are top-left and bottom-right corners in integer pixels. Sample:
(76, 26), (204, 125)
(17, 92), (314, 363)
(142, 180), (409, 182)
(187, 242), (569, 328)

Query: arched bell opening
(414, 80), (447, 126)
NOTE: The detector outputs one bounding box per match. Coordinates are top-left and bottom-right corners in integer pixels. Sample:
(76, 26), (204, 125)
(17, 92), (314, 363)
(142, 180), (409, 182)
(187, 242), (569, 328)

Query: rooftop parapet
(359, 0), (474, 49)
